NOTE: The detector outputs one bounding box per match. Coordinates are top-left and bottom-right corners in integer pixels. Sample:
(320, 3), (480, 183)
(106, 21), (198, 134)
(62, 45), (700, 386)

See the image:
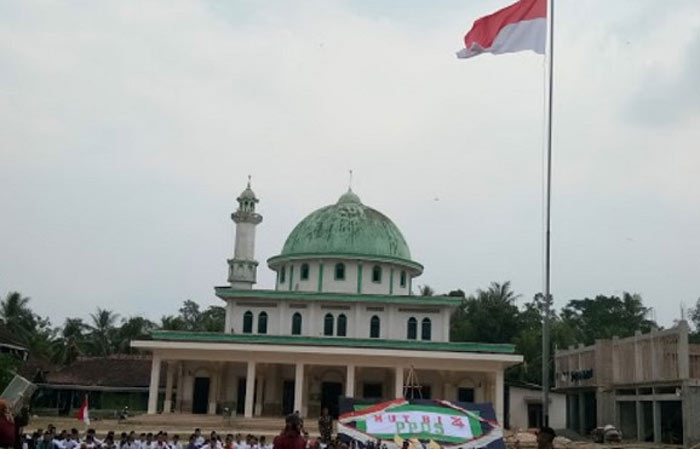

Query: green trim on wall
(268, 252), (423, 274)
(289, 265), (294, 291)
(318, 262), (324, 292)
(389, 268), (394, 295)
(147, 330), (517, 354)
(214, 288), (463, 306)
(357, 263), (363, 294)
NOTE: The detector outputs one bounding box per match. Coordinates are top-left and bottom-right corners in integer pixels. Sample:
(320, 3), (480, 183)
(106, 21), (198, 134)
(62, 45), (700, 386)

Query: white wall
(226, 297), (450, 342)
(508, 386), (566, 430)
(274, 258), (413, 296)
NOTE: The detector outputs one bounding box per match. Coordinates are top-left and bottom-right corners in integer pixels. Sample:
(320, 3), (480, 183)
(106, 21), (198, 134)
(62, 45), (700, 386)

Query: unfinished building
(554, 321), (700, 447)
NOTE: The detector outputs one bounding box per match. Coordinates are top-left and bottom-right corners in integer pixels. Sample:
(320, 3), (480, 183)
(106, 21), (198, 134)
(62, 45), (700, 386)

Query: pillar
(635, 400), (643, 442)
(208, 364), (220, 415)
(244, 361), (256, 418)
(578, 392), (586, 436)
(394, 366), (404, 399)
(652, 400), (661, 443)
(346, 364), (355, 397)
(175, 362), (184, 412)
(255, 374), (264, 416)
(678, 320), (690, 379)
(164, 361), (175, 413)
(294, 363), (304, 415)
(494, 369), (504, 425)
(147, 354), (161, 414)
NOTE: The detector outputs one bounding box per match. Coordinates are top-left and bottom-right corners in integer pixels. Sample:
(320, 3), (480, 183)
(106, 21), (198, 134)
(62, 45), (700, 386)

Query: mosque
(132, 181), (522, 424)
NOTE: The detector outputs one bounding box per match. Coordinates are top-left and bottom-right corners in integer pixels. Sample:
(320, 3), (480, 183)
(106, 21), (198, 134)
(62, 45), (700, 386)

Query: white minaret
(228, 178), (263, 289)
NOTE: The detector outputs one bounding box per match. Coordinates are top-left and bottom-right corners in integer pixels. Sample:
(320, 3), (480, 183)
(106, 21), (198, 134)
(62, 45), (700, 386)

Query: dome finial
(348, 169), (353, 192)
(247, 174), (252, 189)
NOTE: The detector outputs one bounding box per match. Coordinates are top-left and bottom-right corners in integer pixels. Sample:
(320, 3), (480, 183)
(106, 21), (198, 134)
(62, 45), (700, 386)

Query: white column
(164, 361), (174, 413)
(208, 364), (220, 415)
(244, 361), (256, 418)
(294, 363), (304, 414)
(255, 375), (264, 416)
(346, 364), (355, 397)
(394, 366), (404, 399)
(494, 369), (504, 425)
(147, 354), (161, 414)
(175, 362), (183, 412)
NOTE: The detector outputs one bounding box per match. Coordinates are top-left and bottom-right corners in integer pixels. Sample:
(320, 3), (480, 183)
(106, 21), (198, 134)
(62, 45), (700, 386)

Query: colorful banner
(338, 398), (505, 449)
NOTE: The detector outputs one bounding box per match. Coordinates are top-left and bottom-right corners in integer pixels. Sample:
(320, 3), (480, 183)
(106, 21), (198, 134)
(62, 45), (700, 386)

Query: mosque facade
(132, 182), (522, 423)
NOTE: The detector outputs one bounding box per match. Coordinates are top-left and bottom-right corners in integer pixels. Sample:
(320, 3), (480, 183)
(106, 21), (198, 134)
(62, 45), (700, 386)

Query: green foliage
(560, 293), (655, 345)
(1, 291), (228, 366)
(451, 281), (521, 344)
(0, 353), (21, 391)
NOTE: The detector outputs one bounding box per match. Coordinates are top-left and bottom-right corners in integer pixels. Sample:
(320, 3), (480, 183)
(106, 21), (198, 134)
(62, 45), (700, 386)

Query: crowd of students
(20, 427), (278, 449)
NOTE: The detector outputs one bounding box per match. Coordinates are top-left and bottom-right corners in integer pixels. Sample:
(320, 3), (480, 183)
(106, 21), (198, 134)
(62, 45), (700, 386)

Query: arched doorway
(192, 369), (210, 414)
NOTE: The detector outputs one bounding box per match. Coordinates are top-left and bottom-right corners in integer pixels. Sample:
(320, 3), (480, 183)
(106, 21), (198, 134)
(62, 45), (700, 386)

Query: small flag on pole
(77, 394), (90, 425)
(457, 0), (546, 58)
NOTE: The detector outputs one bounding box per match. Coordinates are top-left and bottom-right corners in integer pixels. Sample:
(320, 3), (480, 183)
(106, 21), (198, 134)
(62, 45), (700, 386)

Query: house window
(421, 318), (431, 341)
(324, 313), (334, 336)
(372, 265), (382, 283)
(370, 315), (380, 339)
(334, 263), (345, 280)
(337, 314), (347, 337)
(280, 266), (286, 283)
(400, 271), (407, 287)
(407, 317), (417, 340)
(258, 312), (268, 334)
(243, 311), (253, 334)
(300, 263), (310, 281)
(292, 312), (302, 335)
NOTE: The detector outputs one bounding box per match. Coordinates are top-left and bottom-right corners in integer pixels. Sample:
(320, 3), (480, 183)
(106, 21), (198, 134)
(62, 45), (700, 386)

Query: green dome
(277, 191), (413, 262)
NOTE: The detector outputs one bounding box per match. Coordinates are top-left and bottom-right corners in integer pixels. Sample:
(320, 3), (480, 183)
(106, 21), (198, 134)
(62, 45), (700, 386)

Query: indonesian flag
(77, 395), (90, 425)
(457, 0), (546, 58)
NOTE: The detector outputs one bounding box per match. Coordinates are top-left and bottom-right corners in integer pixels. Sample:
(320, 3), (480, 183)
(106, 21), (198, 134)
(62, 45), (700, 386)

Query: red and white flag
(457, 0), (546, 58)
(77, 395), (90, 425)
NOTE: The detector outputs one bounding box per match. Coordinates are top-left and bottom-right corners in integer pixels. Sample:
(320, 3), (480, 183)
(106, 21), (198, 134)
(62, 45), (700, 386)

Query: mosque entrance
(321, 382), (343, 418)
(192, 377), (210, 414)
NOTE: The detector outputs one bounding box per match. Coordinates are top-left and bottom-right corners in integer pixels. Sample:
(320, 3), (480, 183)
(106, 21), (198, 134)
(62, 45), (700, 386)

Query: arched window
(400, 271), (407, 287)
(279, 266), (286, 283)
(300, 263), (310, 281)
(407, 317), (417, 340)
(370, 315), (380, 339)
(324, 313), (334, 336)
(372, 265), (382, 283)
(243, 311), (253, 334)
(291, 312), (302, 336)
(334, 263), (345, 280)
(337, 314), (347, 337)
(421, 318), (431, 341)
(258, 312), (268, 334)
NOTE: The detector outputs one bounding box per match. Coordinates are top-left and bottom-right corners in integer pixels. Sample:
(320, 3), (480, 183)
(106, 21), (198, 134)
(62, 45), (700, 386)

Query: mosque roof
(268, 190), (420, 270)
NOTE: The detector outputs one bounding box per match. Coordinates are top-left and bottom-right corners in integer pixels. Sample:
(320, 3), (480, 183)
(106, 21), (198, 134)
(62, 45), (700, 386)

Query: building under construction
(554, 321), (700, 447)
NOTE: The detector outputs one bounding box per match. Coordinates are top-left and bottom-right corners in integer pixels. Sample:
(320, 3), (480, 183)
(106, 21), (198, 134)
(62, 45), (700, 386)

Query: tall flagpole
(542, 0), (555, 427)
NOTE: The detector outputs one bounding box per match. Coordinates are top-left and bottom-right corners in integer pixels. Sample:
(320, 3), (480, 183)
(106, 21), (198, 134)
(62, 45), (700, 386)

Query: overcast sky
(1, 0), (699, 328)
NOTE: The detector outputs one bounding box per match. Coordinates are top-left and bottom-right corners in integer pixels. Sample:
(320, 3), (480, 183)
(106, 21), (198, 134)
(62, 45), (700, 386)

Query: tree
(160, 315), (188, 331)
(561, 293), (656, 345)
(1, 292), (54, 358)
(418, 285), (434, 297)
(52, 318), (88, 365)
(115, 316), (155, 353)
(0, 354), (20, 391)
(199, 306), (225, 332)
(451, 281), (521, 344)
(88, 308), (119, 356)
(179, 300), (202, 330)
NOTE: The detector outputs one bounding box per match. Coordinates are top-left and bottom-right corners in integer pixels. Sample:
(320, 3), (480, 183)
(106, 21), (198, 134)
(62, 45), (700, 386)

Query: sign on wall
(338, 398), (505, 449)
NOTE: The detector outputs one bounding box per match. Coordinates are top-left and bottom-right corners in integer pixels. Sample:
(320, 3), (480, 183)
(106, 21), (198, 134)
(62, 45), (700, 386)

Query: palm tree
(0, 292), (35, 341)
(418, 285), (435, 297)
(116, 316), (155, 353)
(88, 308), (119, 356)
(53, 318), (88, 365)
(160, 315), (187, 331)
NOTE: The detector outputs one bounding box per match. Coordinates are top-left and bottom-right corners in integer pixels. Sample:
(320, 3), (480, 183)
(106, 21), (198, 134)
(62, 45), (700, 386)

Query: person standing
(317, 408), (332, 445)
(273, 415), (304, 449)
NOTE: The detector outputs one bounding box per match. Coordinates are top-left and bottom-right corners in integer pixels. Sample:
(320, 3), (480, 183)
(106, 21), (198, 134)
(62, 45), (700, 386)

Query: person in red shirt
(272, 415), (304, 449)
(0, 399), (15, 449)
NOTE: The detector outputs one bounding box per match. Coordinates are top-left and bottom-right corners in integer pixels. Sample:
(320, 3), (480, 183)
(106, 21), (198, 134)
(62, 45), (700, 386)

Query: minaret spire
(227, 179), (263, 289)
